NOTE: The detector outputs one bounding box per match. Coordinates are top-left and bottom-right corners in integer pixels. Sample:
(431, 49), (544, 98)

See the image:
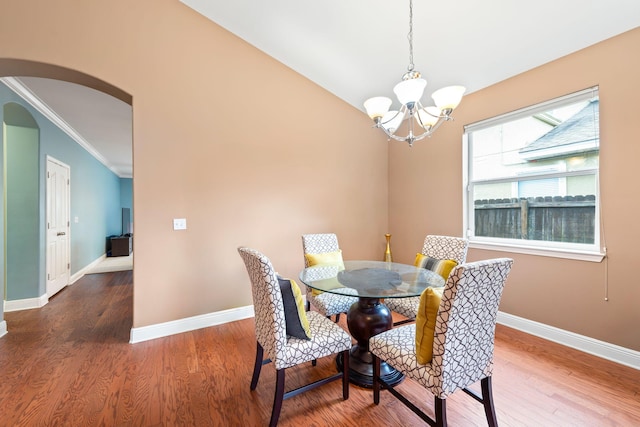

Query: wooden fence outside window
(474, 195), (596, 243)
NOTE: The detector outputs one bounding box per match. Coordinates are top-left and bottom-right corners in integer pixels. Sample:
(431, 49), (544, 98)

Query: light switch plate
(173, 218), (187, 230)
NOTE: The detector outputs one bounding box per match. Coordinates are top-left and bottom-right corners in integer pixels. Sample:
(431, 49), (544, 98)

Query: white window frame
(462, 87), (605, 262)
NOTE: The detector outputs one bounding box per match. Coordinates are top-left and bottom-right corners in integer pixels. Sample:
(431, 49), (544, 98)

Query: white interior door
(46, 157), (70, 298)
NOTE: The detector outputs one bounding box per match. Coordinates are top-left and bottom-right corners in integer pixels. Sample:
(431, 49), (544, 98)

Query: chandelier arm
(388, 132), (413, 143)
(373, 122), (409, 142)
(410, 116), (452, 141)
(417, 101), (454, 120)
(425, 109), (454, 120)
(407, 108), (415, 141)
(414, 100), (427, 128)
(379, 109), (404, 127)
(375, 114), (455, 144)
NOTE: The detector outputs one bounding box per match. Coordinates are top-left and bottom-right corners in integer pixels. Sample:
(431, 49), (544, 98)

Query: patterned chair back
(238, 247), (288, 364)
(423, 235), (469, 265)
(301, 233), (340, 267)
(431, 258), (513, 397)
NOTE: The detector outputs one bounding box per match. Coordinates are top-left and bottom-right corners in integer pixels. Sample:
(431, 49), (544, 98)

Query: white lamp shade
(416, 106), (440, 128)
(393, 78), (427, 105)
(364, 96), (392, 119)
(380, 110), (404, 133)
(431, 85), (466, 111)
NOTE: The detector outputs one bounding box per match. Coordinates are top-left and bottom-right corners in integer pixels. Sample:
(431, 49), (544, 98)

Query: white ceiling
(5, 1), (640, 178)
(181, 0), (640, 106)
(3, 76), (133, 178)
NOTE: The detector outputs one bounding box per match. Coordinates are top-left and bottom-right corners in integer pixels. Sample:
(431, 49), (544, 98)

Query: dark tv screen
(122, 207), (131, 236)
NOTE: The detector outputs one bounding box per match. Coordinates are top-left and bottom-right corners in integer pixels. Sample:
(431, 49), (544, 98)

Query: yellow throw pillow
(414, 253), (457, 281)
(305, 250), (344, 267)
(415, 287), (444, 364)
(277, 276), (312, 340)
(305, 250), (344, 296)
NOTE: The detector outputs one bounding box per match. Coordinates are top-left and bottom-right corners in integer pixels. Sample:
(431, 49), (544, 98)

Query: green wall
(4, 124), (39, 300)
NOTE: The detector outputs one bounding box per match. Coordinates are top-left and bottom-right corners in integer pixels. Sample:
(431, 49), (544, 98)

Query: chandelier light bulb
(364, 96), (392, 120)
(432, 85), (466, 113)
(393, 78), (427, 106)
(416, 106), (440, 128)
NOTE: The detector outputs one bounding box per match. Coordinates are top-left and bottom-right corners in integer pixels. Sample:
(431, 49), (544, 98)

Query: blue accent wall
(120, 178), (132, 211)
(120, 178), (133, 233)
(1, 82), (124, 300)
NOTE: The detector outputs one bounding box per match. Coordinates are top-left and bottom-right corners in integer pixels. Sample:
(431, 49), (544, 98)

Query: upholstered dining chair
(370, 258), (514, 427)
(237, 247), (351, 427)
(301, 233), (358, 322)
(386, 235), (469, 326)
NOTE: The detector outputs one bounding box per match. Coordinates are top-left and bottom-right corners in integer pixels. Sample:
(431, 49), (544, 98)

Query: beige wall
(390, 28), (640, 351)
(0, 0), (389, 327)
(1, 1), (637, 352)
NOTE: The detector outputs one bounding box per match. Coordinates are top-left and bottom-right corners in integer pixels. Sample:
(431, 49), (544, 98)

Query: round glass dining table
(299, 260), (445, 388)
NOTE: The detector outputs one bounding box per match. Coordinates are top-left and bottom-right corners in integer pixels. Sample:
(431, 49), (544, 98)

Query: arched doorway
(0, 60), (133, 333)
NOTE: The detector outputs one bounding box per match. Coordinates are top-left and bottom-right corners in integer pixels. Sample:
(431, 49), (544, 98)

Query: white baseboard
(2, 255), (103, 311)
(1, 255), (105, 314)
(4, 294), (49, 312)
(0, 320), (7, 338)
(71, 254), (106, 284)
(130, 304), (255, 343)
(497, 311), (640, 370)
(128, 305), (640, 371)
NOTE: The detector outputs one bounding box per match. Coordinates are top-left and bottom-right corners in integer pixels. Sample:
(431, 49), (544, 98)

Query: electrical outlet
(173, 218), (187, 230)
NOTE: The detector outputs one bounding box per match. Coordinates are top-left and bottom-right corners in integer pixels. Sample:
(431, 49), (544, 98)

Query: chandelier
(363, 0), (466, 147)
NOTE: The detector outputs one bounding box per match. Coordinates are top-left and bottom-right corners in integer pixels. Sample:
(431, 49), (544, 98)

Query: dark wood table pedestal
(300, 261), (444, 389)
(336, 297), (404, 388)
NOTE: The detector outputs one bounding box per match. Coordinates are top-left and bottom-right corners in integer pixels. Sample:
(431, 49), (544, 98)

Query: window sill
(469, 241), (606, 262)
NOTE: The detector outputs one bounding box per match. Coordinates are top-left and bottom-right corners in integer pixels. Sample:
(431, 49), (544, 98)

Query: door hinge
(47, 171), (50, 178)
(47, 273), (50, 280)
(67, 263), (70, 270)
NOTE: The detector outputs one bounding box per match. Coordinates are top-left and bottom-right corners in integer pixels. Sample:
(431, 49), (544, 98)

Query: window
(463, 87), (603, 261)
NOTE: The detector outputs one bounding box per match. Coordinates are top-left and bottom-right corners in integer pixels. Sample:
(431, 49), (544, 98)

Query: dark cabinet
(110, 236), (132, 257)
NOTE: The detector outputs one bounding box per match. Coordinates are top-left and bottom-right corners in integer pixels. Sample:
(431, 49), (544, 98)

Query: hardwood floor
(1, 271), (639, 426)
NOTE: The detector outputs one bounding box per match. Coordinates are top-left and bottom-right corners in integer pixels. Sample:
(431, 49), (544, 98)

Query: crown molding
(0, 76), (123, 177)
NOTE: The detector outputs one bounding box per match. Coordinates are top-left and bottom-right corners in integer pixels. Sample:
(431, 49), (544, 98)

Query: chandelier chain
(407, 0), (414, 72)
